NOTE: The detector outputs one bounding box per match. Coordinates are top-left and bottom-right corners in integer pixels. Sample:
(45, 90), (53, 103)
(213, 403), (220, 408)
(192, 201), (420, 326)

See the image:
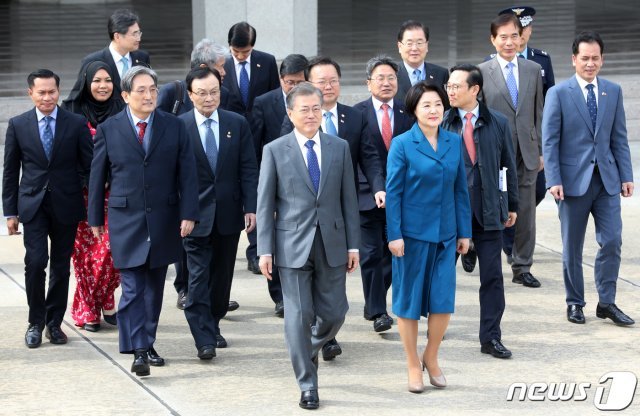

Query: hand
(347, 252), (359, 273)
(180, 220), (195, 237)
(244, 213), (256, 233)
(6, 217), (20, 235)
(91, 226), (104, 239)
(259, 255), (273, 280)
(374, 191), (386, 208)
(504, 212), (517, 228)
(388, 239), (404, 257)
(622, 182), (634, 197)
(456, 238), (470, 254)
(538, 156), (544, 172)
(549, 185), (564, 201)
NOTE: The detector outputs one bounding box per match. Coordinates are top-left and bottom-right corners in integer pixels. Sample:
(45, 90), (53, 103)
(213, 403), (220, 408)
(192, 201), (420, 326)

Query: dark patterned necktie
(42, 116), (54, 160)
(305, 140), (320, 193)
(586, 84), (597, 130)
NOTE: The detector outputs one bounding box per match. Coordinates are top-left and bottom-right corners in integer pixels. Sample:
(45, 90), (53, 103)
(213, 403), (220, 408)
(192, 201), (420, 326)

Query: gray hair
(285, 82), (323, 110)
(121, 66), (158, 93)
(190, 38), (229, 68)
(365, 54), (399, 79)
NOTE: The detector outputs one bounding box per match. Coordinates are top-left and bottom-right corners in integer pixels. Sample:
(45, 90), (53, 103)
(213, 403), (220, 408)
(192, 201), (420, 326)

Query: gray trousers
(511, 152), (539, 277)
(279, 229), (349, 391)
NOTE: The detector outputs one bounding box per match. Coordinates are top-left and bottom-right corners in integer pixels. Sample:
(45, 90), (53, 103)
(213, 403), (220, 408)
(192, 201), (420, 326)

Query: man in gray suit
(478, 13), (544, 288)
(543, 31), (634, 326)
(257, 82), (360, 410)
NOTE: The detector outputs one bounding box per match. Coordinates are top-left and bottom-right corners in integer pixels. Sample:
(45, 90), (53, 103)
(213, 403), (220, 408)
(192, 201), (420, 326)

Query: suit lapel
(249, 54), (260, 103)
(317, 133), (334, 197)
(274, 89), (286, 121)
(114, 110), (145, 158)
(286, 133), (316, 195)
(28, 109), (49, 164)
(516, 61), (532, 114)
(225, 59), (242, 98)
(336, 103), (349, 137)
(568, 76), (595, 135)
(146, 111), (165, 158)
(595, 78), (608, 135)
(186, 111), (214, 178)
(489, 59), (516, 112)
(365, 99), (387, 157)
(216, 111), (232, 176)
(412, 125), (450, 161)
(48, 107), (68, 164)
(103, 48), (121, 88)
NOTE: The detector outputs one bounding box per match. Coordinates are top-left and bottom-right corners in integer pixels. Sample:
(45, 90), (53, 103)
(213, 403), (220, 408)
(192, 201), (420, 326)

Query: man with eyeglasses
(245, 54), (309, 317)
(395, 20), (449, 102)
(88, 66), (199, 377)
(178, 66), (258, 358)
(353, 55), (414, 333)
(73, 9), (150, 106)
(283, 56), (385, 360)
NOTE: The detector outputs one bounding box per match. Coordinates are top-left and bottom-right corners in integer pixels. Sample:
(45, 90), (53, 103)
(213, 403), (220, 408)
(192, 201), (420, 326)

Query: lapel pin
(399, 109), (404, 113)
(257, 63), (261, 68)
(601, 92), (606, 96)
(226, 131), (232, 138)
(340, 113), (345, 118)
(429, 75), (434, 79)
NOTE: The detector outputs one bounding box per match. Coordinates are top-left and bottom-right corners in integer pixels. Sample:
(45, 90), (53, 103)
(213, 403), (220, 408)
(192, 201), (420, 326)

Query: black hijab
(63, 60), (123, 127)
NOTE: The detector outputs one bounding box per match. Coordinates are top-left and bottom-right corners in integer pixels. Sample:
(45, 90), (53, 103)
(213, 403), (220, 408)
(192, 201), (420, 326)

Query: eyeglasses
(369, 75), (397, 84)
(312, 79), (340, 88)
(132, 87), (158, 95)
(400, 40), (427, 49)
(127, 31), (143, 39)
(193, 89), (220, 98)
(444, 83), (465, 92)
(295, 106), (322, 115)
(282, 79), (306, 87)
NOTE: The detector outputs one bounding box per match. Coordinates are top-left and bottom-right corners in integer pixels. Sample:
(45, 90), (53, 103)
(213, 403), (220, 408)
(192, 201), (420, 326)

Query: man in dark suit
(246, 54), (308, 317)
(71, 9), (150, 106)
(395, 20), (449, 101)
(180, 67), (258, 354)
(222, 21), (279, 121)
(353, 55), (413, 333)
(257, 82), (360, 410)
(443, 64), (519, 359)
(88, 66), (199, 377)
(3, 69), (93, 348)
(543, 31), (634, 326)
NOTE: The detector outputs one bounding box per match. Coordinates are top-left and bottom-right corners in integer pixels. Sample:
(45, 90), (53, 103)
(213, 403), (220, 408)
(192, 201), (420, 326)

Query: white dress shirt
(233, 55), (252, 86)
(194, 109), (220, 151)
(109, 43), (131, 78)
(496, 54), (519, 90)
(293, 128), (322, 169)
(575, 74), (599, 106)
(371, 96), (394, 133)
(321, 105), (339, 135)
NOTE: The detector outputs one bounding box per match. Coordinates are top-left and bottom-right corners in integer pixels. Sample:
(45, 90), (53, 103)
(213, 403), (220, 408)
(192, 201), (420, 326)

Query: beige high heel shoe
(422, 362), (447, 388)
(408, 367), (425, 393)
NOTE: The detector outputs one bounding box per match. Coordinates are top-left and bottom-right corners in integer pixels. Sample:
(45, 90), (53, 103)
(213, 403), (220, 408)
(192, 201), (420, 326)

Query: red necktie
(463, 113), (476, 164)
(136, 121), (147, 146)
(381, 103), (392, 150)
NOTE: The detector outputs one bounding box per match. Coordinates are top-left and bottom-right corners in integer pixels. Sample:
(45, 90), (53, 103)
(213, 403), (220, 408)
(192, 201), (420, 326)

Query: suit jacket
(157, 80), (230, 115)
(179, 109), (258, 237)
(396, 61), (449, 102)
(542, 76), (633, 197)
(2, 107), (93, 224)
(222, 49), (279, 119)
(353, 97), (414, 210)
(250, 87), (288, 162)
(478, 57), (544, 171)
(257, 131), (360, 268)
(386, 124), (471, 243)
(88, 109), (199, 269)
(281, 103), (385, 199)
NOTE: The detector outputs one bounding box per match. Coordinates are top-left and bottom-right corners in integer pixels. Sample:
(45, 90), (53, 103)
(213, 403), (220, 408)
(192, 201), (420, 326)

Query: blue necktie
(412, 68), (422, 85)
(505, 62), (518, 108)
(586, 84), (597, 130)
(239, 61), (250, 108)
(324, 112), (337, 136)
(305, 140), (320, 194)
(204, 119), (218, 173)
(121, 57), (129, 76)
(42, 116), (54, 160)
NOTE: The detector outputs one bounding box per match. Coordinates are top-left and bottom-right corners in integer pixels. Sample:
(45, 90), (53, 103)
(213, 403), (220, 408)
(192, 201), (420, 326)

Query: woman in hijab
(63, 60), (123, 332)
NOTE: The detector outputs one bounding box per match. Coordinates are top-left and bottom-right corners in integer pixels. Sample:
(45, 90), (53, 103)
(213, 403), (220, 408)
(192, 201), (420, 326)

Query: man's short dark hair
(404, 82), (448, 115)
(228, 22), (256, 48)
(285, 82), (323, 110)
(280, 54), (309, 79)
(397, 20), (429, 42)
(450, 63), (483, 92)
(28, 69), (60, 88)
(490, 13), (522, 37)
(108, 9), (140, 40)
(307, 56), (341, 78)
(572, 31), (604, 55)
(366, 55), (399, 79)
(185, 66), (222, 92)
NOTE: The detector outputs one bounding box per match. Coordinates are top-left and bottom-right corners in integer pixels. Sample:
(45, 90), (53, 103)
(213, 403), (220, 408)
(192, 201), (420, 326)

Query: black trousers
(23, 193), (78, 327)
(358, 208), (392, 319)
(248, 227), (283, 304)
(173, 248), (188, 294)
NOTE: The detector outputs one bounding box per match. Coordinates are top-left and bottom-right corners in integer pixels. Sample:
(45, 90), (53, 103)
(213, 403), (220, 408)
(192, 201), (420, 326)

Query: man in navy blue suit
(543, 31), (634, 326)
(88, 66), (199, 376)
(3, 69), (93, 348)
(180, 66), (258, 354)
(353, 55), (413, 333)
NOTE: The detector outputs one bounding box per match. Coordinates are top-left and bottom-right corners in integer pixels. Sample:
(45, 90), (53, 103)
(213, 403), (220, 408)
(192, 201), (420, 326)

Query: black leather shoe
(247, 258), (261, 274)
(45, 325), (68, 344)
(148, 347), (165, 366)
(274, 301), (284, 317)
(512, 272), (541, 288)
(567, 305), (585, 324)
(321, 338), (342, 361)
(227, 300), (239, 312)
(299, 390), (319, 410)
(176, 291), (187, 310)
(25, 324), (42, 348)
(83, 322), (101, 332)
(461, 247), (477, 273)
(197, 344), (216, 360)
(132, 349), (150, 376)
(216, 334), (228, 348)
(481, 339), (512, 359)
(506, 254), (513, 265)
(103, 313), (117, 326)
(373, 314), (392, 332)
(596, 303), (635, 326)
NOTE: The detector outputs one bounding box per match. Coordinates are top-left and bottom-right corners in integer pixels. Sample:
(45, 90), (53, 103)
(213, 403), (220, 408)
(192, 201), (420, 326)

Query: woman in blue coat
(386, 82), (471, 393)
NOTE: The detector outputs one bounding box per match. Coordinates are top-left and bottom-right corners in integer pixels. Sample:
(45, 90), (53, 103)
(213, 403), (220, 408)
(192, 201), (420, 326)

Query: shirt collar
(35, 106), (58, 121)
(371, 96), (393, 111)
(496, 54), (518, 70)
(233, 54), (251, 67)
(194, 108), (219, 126)
(403, 60), (424, 75)
(109, 42), (131, 63)
(575, 74), (598, 91)
(293, 128), (320, 145)
(128, 107), (152, 125)
(322, 104), (338, 120)
(520, 46), (529, 58)
(457, 102), (480, 121)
